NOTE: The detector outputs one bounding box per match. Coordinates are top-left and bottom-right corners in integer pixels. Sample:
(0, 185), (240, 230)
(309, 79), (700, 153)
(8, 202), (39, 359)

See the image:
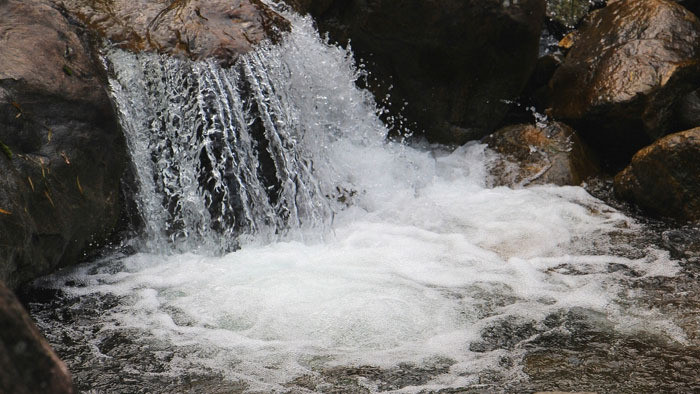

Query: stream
(24, 8), (700, 394)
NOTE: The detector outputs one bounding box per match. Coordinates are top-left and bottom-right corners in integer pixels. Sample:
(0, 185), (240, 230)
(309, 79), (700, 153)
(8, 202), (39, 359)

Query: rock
(59, 0), (290, 66)
(550, 0), (700, 167)
(535, 392), (597, 394)
(0, 0), (126, 288)
(678, 88), (700, 130)
(0, 281), (74, 394)
(484, 122), (600, 187)
(614, 127), (700, 221)
(524, 54), (564, 111)
(287, 0), (546, 144)
(546, 0), (595, 28)
(674, 0), (700, 15)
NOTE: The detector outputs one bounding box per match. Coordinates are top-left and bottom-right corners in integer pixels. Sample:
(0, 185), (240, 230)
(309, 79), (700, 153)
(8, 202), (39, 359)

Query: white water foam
(53, 9), (682, 392)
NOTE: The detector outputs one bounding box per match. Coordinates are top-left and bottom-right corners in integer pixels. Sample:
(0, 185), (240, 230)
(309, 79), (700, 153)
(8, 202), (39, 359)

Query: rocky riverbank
(1, 0), (699, 391)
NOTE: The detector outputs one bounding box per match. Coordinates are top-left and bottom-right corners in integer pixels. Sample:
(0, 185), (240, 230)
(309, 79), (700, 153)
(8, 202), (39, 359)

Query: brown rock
(59, 0), (290, 66)
(288, 0), (546, 144)
(0, 281), (74, 394)
(484, 122), (600, 187)
(614, 127), (700, 221)
(550, 0), (700, 167)
(0, 0), (126, 288)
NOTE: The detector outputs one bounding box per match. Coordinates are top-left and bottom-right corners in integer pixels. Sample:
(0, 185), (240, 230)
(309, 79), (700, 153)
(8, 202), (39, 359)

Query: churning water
(27, 8), (700, 394)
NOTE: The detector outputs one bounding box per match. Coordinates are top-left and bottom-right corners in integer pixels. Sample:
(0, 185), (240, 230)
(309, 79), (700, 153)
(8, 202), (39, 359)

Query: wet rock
(546, 0), (595, 28)
(550, 0), (700, 167)
(614, 127), (700, 221)
(535, 392), (597, 394)
(470, 317), (540, 352)
(484, 122), (600, 187)
(662, 227), (700, 258)
(0, 0), (126, 288)
(287, 0), (546, 144)
(59, 0), (290, 66)
(0, 281), (74, 394)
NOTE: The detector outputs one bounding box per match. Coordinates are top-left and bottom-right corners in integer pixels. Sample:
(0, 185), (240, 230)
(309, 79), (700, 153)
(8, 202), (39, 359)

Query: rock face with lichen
(287, 0), (546, 144)
(484, 122), (599, 187)
(614, 127), (700, 221)
(0, 281), (74, 394)
(550, 0), (700, 167)
(0, 0), (126, 289)
(59, 0), (290, 66)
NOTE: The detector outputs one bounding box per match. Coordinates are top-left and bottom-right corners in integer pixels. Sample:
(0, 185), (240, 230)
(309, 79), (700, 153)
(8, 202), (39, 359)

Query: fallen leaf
(559, 32), (577, 49)
(61, 151), (71, 165)
(76, 176), (83, 195)
(0, 208), (11, 215)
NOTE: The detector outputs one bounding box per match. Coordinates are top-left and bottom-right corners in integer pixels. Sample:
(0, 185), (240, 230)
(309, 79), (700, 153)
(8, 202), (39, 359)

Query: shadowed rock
(614, 127), (700, 222)
(550, 0), (700, 168)
(0, 281), (74, 394)
(0, 0), (126, 288)
(287, 0), (546, 144)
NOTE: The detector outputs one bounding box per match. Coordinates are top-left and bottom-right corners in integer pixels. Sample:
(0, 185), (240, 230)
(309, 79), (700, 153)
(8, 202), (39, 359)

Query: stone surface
(0, 0), (126, 288)
(287, 0), (546, 144)
(550, 0), (700, 167)
(614, 127), (700, 221)
(675, 0), (700, 15)
(678, 88), (700, 130)
(546, 0), (595, 28)
(0, 281), (74, 394)
(59, 0), (290, 66)
(484, 122), (600, 187)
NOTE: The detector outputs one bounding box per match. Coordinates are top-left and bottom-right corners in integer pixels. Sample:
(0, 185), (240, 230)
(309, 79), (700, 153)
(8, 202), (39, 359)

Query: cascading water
(108, 44), (339, 252)
(27, 8), (700, 394)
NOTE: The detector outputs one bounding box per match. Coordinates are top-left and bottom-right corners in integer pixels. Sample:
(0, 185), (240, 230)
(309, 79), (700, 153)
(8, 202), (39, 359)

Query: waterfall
(29, 8), (689, 394)
(106, 15), (386, 253)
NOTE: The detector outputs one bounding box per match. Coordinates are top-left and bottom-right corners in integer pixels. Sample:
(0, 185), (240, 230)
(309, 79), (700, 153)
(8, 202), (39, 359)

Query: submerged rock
(287, 0), (546, 144)
(59, 0), (290, 66)
(484, 122), (599, 187)
(614, 127), (700, 221)
(0, 281), (74, 394)
(0, 0), (126, 288)
(550, 0), (700, 167)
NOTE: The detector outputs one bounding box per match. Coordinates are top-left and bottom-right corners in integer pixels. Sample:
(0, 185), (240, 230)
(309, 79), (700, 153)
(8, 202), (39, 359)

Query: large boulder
(59, 0), (290, 66)
(614, 127), (700, 221)
(484, 122), (600, 187)
(0, 281), (74, 394)
(287, 0), (546, 144)
(0, 0), (126, 288)
(550, 0), (700, 167)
